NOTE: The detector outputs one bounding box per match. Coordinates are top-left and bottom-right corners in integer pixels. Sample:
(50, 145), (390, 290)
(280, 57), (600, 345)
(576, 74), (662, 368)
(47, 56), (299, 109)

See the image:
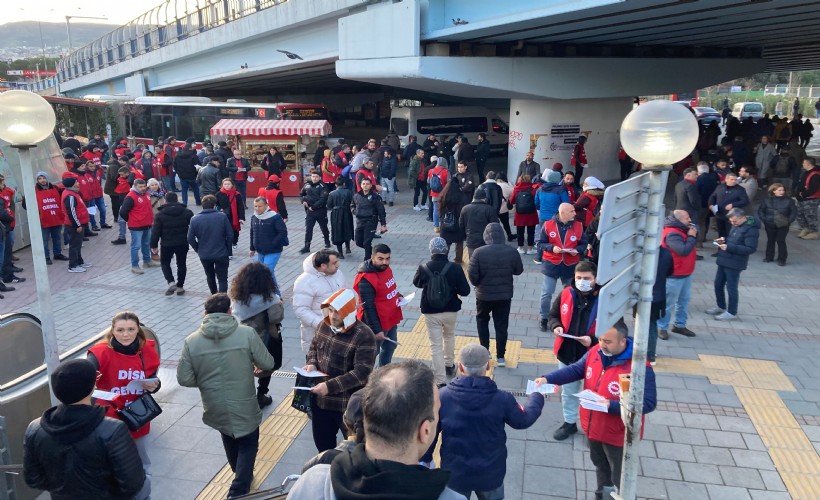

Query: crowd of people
(16, 119), (819, 500)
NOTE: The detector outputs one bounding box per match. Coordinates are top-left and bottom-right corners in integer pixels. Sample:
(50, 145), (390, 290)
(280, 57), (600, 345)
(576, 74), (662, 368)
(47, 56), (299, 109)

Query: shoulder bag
(117, 352), (163, 431)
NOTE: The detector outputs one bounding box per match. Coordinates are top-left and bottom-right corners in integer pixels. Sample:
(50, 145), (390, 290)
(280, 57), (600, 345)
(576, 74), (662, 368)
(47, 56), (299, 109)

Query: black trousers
(413, 181), (428, 207)
(311, 404), (345, 453)
(499, 212), (514, 239)
(588, 439), (623, 500)
(1, 231), (13, 279)
(200, 257), (229, 293)
(220, 428), (259, 498)
(355, 219), (378, 261)
(476, 298), (511, 359)
(619, 159), (633, 181)
(305, 210), (329, 244)
(764, 224), (789, 263)
(716, 217), (730, 239)
(66, 225), (84, 269)
(160, 244), (188, 286)
(111, 194), (123, 221)
(517, 225), (536, 247)
(257, 332), (283, 395)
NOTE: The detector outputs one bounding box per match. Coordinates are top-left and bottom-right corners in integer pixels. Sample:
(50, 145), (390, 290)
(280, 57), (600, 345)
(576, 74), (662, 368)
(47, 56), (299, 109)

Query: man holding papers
(536, 319), (656, 500)
(353, 244), (403, 366)
(304, 288), (376, 452)
(546, 260), (601, 441)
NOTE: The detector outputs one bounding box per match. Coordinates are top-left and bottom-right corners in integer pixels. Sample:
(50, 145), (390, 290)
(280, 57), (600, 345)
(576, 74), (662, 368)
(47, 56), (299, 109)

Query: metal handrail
(58, 0), (288, 82)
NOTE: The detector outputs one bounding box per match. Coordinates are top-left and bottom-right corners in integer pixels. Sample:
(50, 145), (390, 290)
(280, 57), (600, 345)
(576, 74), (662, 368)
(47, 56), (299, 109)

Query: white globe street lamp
(0, 90), (61, 406)
(615, 99), (699, 500)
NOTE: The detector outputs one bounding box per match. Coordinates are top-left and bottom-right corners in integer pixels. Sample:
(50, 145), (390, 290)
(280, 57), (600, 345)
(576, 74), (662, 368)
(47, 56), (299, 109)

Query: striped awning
(210, 119), (331, 137)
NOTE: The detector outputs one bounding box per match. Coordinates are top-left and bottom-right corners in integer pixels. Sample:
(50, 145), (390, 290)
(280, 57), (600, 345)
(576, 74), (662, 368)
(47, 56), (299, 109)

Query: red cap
(552, 162), (564, 171)
(61, 171), (77, 179)
(268, 174), (280, 183)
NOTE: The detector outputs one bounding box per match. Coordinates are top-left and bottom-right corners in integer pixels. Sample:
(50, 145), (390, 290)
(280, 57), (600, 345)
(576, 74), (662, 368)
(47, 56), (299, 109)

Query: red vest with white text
(0, 187), (15, 229)
(36, 185), (64, 228)
(541, 219), (583, 265)
(554, 287), (598, 357)
(353, 268), (404, 332)
(125, 190), (154, 228)
(61, 189), (89, 225)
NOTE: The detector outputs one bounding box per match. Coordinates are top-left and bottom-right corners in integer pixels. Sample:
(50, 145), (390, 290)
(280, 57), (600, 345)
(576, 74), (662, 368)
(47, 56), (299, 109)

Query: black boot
(324, 237), (331, 248)
(299, 241), (311, 254)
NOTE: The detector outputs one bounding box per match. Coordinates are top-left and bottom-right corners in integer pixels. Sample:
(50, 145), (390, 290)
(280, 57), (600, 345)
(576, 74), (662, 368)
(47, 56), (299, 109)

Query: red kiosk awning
(210, 119), (331, 136)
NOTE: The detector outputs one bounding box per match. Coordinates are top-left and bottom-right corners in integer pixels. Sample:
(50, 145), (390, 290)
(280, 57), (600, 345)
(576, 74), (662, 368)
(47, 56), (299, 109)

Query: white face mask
(576, 279), (594, 292)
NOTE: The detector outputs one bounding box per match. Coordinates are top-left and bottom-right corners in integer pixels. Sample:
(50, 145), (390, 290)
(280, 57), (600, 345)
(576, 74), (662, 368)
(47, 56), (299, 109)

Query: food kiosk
(209, 119), (332, 197)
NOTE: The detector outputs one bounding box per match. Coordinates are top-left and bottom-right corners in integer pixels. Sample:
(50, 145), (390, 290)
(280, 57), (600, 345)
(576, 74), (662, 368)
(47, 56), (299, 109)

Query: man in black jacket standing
(23, 359), (145, 499)
(299, 170), (331, 254)
(351, 177), (387, 261)
(174, 143), (201, 206)
(412, 237), (471, 386)
(468, 223), (524, 367)
(187, 195), (234, 293)
(151, 192), (194, 296)
(674, 168), (701, 222)
(459, 187), (499, 259)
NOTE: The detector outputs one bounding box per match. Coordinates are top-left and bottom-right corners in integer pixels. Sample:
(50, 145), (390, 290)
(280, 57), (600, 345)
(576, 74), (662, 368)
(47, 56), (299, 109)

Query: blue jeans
(42, 226), (63, 258)
(377, 325), (398, 367)
(118, 215), (127, 239)
(235, 180), (247, 201)
(380, 177), (395, 203)
(656, 276), (692, 330)
(432, 196), (440, 227)
(540, 274), (571, 320)
(130, 229), (151, 267)
(89, 197), (106, 227)
(714, 266), (741, 315)
(257, 252), (281, 288)
(559, 360), (582, 424)
(180, 180), (201, 206)
(161, 175), (176, 192)
(452, 484), (504, 500)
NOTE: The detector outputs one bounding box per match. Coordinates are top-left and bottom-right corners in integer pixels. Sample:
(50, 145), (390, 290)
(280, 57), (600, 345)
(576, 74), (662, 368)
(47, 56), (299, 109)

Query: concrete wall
(506, 97), (633, 183)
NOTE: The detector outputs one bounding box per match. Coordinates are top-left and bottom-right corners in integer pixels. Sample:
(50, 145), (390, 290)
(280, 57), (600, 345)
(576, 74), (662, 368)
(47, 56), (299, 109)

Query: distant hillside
(0, 21), (119, 50)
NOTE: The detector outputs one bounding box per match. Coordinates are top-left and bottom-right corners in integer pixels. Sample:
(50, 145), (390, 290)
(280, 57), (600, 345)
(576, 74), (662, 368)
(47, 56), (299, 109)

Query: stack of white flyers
(293, 366), (328, 377)
(526, 380), (558, 395)
(574, 389), (609, 412)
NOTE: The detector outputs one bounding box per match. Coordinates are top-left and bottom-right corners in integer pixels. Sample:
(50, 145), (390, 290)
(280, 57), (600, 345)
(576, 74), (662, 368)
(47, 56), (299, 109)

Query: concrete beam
(336, 55), (767, 99)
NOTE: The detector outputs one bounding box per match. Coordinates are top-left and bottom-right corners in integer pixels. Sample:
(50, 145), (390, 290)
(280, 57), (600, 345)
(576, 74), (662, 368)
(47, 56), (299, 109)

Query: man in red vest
(546, 260), (600, 441)
(0, 175), (25, 284)
(537, 203), (587, 332)
(60, 176), (91, 273)
(657, 210), (698, 339)
(353, 244), (403, 366)
(120, 179), (158, 275)
(32, 172), (68, 265)
(536, 319), (657, 500)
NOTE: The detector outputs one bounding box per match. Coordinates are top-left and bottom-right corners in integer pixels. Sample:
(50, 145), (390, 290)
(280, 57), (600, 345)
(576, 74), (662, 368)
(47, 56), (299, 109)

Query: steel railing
(58, 0), (289, 83)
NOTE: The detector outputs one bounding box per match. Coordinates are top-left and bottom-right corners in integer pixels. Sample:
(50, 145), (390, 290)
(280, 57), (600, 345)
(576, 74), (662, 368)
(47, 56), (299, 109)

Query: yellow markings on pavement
(650, 357), (704, 376)
(196, 397), (309, 500)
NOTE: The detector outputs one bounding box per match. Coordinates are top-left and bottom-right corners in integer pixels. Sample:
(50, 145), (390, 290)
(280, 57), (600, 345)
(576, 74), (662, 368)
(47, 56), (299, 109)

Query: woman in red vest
(216, 178), (246, 254)
(87, 311), (160, 500)
(320, 148), (339, 192)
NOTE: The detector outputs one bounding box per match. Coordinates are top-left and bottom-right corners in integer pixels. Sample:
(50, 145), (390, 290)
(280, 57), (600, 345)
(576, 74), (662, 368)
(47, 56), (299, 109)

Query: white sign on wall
(531, 123), (581, 168)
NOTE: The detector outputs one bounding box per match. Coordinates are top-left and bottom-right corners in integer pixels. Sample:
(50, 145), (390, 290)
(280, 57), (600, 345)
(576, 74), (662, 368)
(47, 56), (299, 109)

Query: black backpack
(515, 189), (536, 214)
(423, 262), (453, 309)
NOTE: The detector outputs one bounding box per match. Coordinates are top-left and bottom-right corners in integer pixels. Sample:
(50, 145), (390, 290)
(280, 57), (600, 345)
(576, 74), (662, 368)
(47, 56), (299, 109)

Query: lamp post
(0, 90), (60, 406)
(616, 100), (699, 500)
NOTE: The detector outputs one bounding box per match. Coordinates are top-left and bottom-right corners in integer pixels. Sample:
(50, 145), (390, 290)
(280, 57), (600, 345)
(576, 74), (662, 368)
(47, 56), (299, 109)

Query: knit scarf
(221, 187), (240, 231)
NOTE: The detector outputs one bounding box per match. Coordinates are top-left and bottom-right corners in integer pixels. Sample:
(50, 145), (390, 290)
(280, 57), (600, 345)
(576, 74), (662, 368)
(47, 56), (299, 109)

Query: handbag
(116, 353), (162, 431)
(291, 374), (317, 418)
(442, 210), (457, 230)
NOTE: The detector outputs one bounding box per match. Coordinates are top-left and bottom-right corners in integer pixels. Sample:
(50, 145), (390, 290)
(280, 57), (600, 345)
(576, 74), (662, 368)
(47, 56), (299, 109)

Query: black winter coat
(173, 149), (200, 181)
(467, 223), (523, 301)
(439, 189), (466, 245)
(708, 183), (749, 219)
(459, 200), (499, 249)
(327, 186), (354, 243)
(412, 254), (471, 314)
(23, 405), (145, 500)
(215, 190), (246, 224)
(151, 202), (194, 248)
(250, 210), (288, 254)
(716, 216), (760, 271)
(757, 195), (797, 228)
(300, 181), (328, 213)
(674, 179), (701, 219)
(351, 190), (386, 224)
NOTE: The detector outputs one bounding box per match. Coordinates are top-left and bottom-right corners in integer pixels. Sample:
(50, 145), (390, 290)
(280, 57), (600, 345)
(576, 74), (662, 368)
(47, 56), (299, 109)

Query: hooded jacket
(429, 376), (544, 492)
(534, 182), (570, 222)
(292, 254), (348, 354)
(173, 148), (200, 181)
(412, 254), (471, 314)
(458, 194), (499, 250)
(716, 216), (760, 271)
(23, 405), (145, 500)
(150, 202), (194, 248)
(177, 313), (275, 438)
(250, 208), (288, 254)
(467, 223), (524, 301)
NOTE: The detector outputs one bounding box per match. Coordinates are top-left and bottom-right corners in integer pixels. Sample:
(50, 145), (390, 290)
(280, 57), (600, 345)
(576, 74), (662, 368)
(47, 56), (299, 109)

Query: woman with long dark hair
(757, 182), (797, 266)
(216, 178), (246, 253)
(229, 262), (284, 408)
(87, 311), (160, 500)
(438, 179), (467, 263)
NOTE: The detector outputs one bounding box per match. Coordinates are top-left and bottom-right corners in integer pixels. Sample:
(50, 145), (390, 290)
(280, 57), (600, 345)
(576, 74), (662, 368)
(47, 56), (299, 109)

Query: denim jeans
(540, 274), (571, 320)
(257, 252), (282, 288)
(657, 276), (692, 330)
(452, 484), (504, 500)
(432, 196), (440, 227)
(380, 177), (395, 203)
(42, 226), (63, 259)
(376, 325), (398, 367)
(130, 229), (151, 267)
(118, 215), (127, 239)
(235, 179), (247, 201)
(714, 265), (742, 315)
(89, 197), (106, 226)
(161, 175), (176, 192)
(559, 360), (582, 424)
(180, 179), (201, 206)
(220, 428), (259, 498)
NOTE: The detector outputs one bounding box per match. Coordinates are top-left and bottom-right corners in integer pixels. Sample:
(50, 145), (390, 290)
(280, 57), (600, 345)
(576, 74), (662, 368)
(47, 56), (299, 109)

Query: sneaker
(111, 238), (127, 245)
(101, 224), (113, 229)
(445, 365), (455, 377)
(777, 261), (786, 266)
(802, 231), (820, 240)
(658, 329), (669, 340)
(165, 283), (178, 296)
(68, 267), (86, 273)
(10, 266), (23, 273)
(715, 311), (737, 321)
(82, 237), (89, 242)
(533, 257), (542, 264)
(46, 258), (53, 265)
(53, 254), (69, 261)
(299, 246), (311, 254)
(257, 394), (273, 409)
(649, 357), (657, 366)
(526, 248), (537, 255)
(388, 202), (394, 207)
(517, 247), (525, 254)
(92, 226), (101, 231)
(434, 227), (440, 233)
(797, 228), (810, 238)
(131, 266), (144, 275)
(80, 263), (92, 268)
(413, 205), (421, 211)
(176, 287), (185, 296)
(539, 319), (549, 332)
(144, 261), (161, 268)
(420, 204), (428, 209)
(671, 326), (696, 337)
(705, 306), (725, 315)
(86, 232), (98, 237)
(553, 422), (578, 441)
(496, 358), (506, 367)
(233, 244), (238, 250)
(3, 276), (25, 283)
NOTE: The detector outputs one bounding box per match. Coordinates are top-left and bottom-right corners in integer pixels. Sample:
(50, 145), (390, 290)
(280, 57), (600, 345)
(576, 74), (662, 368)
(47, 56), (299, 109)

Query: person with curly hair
(229, 262), (284, 408)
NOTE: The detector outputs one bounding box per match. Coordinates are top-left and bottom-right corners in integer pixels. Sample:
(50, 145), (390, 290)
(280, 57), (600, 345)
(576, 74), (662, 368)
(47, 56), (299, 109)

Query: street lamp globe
(0, 90), (57, 146)
(619, 99), (699, 167)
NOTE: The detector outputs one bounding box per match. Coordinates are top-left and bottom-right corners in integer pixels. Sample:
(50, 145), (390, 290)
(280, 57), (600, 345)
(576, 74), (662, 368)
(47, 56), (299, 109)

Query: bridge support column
(506, 97), (633, 184)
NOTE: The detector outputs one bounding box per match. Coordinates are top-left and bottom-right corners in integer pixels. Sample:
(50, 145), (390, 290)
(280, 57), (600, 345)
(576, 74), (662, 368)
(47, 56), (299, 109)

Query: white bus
(389, 106), (509, 155)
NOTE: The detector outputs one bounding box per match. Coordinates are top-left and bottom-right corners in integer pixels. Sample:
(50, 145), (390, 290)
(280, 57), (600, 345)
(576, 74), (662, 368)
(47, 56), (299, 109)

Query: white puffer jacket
(292, 253), (348, 354)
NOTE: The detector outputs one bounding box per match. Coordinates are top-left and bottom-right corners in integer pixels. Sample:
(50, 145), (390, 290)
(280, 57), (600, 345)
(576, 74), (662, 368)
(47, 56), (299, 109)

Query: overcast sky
(5, 1), (185, 26)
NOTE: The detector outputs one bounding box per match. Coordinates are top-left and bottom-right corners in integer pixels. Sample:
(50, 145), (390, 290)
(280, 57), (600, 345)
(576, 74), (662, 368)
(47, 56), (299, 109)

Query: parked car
(731, 102), (764, 122)
(693, 107), (721, 125)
